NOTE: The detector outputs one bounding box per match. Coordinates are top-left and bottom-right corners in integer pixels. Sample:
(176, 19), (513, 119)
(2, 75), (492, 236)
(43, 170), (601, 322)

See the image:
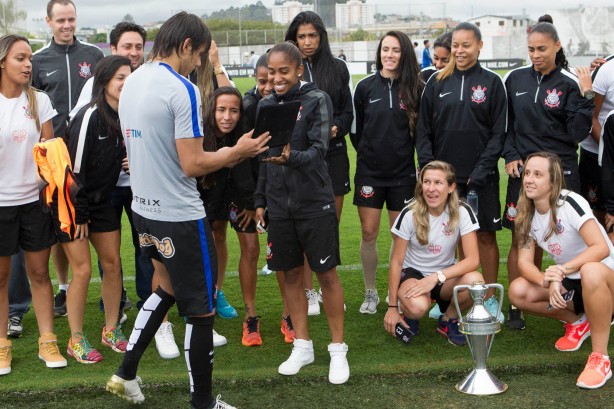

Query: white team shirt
(0, 90), (56, 206)
(592, 61), (614, 161)
(119, 61), (205, 222)
(530, 190), (614, 279)
(391, 203), (480, 274)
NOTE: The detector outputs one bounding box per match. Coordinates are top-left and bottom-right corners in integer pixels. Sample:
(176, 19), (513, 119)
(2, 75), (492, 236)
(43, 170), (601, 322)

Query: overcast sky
(22, 1), (611, 29)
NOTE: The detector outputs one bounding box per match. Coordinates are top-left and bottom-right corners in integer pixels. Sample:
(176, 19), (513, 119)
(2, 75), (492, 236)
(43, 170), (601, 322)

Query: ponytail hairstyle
(437, 22), (482, 81)
(529, 15), (568, 71)
(200, 86), (243, 189)
(375, 31), (424, 139)
(284, 11), (346, 100)
(515, 152), (566, 247)
(410, 161), (460, 246)
(196, 53), (215, 114)
(0, 35), (40, 132)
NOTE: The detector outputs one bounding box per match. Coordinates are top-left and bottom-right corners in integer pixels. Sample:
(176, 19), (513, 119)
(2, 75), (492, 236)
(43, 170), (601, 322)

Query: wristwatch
(583, 90), (595, 100)
(436, 270), (446, 285)
(213, 65), (224, 76)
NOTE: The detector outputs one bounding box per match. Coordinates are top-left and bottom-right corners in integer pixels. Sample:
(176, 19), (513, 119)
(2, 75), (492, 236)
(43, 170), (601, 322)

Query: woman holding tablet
(383, 161), (482, 346)
(509, 152), (614, 389)
(254, 41), (348, 384)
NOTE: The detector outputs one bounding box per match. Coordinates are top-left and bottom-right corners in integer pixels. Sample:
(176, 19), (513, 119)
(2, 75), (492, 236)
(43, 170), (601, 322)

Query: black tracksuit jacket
(253, 82), (335, 220)
(350, 71), (417, 187)
(416, 62), (507, 188)
(502, 65), (594, 171)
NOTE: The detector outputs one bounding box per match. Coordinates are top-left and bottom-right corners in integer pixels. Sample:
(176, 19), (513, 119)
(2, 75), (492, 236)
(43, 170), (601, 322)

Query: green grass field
(2, 75), (610, 408)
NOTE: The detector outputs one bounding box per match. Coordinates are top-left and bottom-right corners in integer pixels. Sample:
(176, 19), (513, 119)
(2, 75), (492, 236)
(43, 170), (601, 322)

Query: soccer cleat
(278, 339), (315, 375)
(106, 374), (145, 404)
(102, 326), (129, 353)
(242, 316), (263, 347)
(8, 316), (23, 338)
(67, 335), (103, 364)
(53, 289), (67, 317)
(359, 289), (379, 314)
(155, 321), (180, 359)
(306, 289), (320, 316)
(507, 305), (525, 330)
(328, 343), (350, 384)
(576, 352), (612, 389)
(216, 290), (238, 319)
(437, 316), (467, 346)
(213, 330), (228, 347)
(484, 296), (505, 324)
(555, 320), (591, 352)
(38, 333), (67, 368)
(428, 303), (442, 319)
(0, 338), (12, 375)
(281, 315), (295, 344)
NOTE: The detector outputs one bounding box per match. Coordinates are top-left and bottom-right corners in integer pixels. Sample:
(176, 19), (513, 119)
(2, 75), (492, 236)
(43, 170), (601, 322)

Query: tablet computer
(253, 101), (301, 147)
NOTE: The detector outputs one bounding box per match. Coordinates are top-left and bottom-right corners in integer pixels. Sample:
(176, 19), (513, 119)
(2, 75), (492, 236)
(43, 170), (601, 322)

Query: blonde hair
(515, 152), (566, 247)
(0, 35), (40, 132)
(410, 161), (460, 245)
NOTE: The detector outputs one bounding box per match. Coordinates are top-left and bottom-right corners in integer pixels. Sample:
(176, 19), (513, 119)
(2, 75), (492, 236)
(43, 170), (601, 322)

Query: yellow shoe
(38, 333), (67, 368)
(0, 338), (12, 375)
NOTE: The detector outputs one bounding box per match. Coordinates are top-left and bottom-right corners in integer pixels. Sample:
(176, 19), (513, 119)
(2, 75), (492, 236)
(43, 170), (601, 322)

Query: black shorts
(399, 267), (450, 313)
(456, 174), (501, 232)
(0, 201), (56, 256)
(54, 204), (119, 243)
(226, 201), (257, 234)
(579, 148), (604, 211)
(353, 184), (416, 211)
(325, 150), (351, 197)
(133, 213), (218, 317)
(202, 186), (228, 223)
(266, 213), (340, 273)
(562, 277), (584, 315)
(503, 167), (581, 230)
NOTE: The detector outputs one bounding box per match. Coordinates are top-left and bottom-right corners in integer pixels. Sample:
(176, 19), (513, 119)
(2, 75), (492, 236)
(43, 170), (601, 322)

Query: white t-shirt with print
(391, 203), (480, 274)
(0, 90), (56, 206)
(530, 190), (614, 279)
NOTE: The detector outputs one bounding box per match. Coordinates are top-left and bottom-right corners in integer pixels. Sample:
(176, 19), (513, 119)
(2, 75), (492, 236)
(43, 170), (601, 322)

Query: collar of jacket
(453, 61), (481, 77)
(273, 81), (304, 102)
(530, 64), (562, 81)
(49, 36), (79, 53)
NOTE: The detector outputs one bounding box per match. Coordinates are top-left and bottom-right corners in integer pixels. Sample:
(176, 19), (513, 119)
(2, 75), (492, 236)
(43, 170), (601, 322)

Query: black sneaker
(507, 305), (525, 330)
(122, 288), (133, 312)
(53, 289), (67, 317)
(8, 316), (23, 338)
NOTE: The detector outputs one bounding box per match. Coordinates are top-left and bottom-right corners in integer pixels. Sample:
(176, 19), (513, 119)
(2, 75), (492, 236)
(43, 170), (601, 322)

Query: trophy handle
(486, 283), (505, 321)
(453, 284), (471, 322)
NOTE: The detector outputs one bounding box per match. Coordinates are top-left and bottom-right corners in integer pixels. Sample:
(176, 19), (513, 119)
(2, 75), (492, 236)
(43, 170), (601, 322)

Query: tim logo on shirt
(125, 128), (142, 139)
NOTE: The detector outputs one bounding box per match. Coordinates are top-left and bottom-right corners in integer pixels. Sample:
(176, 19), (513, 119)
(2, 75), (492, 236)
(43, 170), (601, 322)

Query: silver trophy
(452, 282), (508, 395)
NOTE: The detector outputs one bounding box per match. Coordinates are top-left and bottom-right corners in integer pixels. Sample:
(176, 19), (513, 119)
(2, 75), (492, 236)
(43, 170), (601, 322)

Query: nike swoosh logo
(439, 92), (452, 98)
(46, 70), (58, 77)
(369, 98), (382, 104)
(515, 91), (528, 96)
(320, 255), (332, 264)
(577, 325), (589, 336)
(493, 217), (501, 223)
(404, 199), (412, 204)
(98, 135), (109, 140)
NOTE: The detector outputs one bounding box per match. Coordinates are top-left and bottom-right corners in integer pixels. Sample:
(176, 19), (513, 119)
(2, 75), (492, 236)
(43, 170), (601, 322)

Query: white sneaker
(260, 264), (273, 275)
(328, 343), (350, 384)
(278, 339), (315, 375)
(106, 374), (144, 404)
(359, 289), (379, 314)
(317, 288), (347, 312)
(212, 394), (237, 409)
(213, 329), (228, 347)
(306, 289), (320, 316)
(155, 321), (180, 359)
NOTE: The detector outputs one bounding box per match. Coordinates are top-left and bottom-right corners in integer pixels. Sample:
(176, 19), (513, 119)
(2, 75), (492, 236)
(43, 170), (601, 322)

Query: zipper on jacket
(534, 73), (542, 103)
(65, 52), (72, 112)
(388, 78), (393, 109)
(460, 75), (465, 101)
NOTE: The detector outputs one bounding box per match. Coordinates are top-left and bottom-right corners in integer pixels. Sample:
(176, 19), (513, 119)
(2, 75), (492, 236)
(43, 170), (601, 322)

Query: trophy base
(455, 368), (508, 395)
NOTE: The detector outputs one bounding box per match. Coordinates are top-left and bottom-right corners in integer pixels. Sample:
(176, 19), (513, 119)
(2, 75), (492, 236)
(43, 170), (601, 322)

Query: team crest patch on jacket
(544, 89), (563, 108)
(78, 61), (92, 78)
(360, 186), (375, 198)
(471, 85), (487, 104)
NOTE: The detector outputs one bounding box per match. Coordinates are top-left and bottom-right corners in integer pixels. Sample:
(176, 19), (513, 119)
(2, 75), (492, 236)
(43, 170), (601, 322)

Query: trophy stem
(455, 368), (508, 395)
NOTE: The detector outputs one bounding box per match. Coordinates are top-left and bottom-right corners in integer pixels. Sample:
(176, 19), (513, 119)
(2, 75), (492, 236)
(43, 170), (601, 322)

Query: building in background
(335, 0), (375, 29)
(468, 14), (531, 60)
(271, 1), (314, 25)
